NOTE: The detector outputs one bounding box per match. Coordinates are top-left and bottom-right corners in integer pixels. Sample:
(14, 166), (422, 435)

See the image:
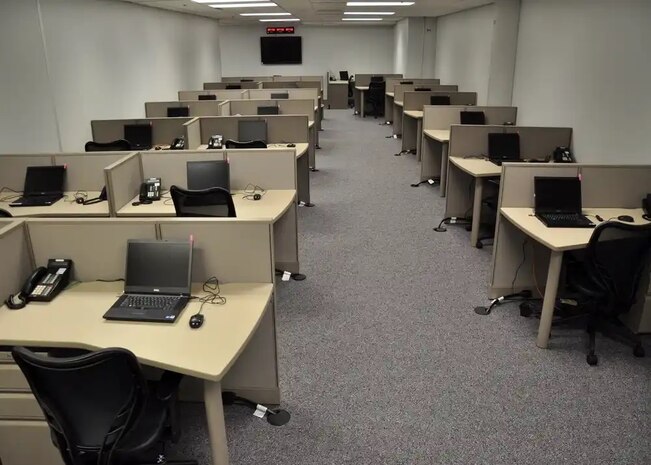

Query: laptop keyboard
(540, 213), (593, 227)
(122, 295), (180, 310)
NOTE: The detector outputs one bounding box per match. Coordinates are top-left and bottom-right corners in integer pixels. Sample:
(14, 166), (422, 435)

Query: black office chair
(364, 81), (386, 118)
(12, 346), (195, 465)
(170, 185), (236, 218)
(0, 209), (12, 217)
(347, 75), (355, 108)
(430, 95), (451, 105)
(224, 139), (267, 149)
(84, 139), (132, 152)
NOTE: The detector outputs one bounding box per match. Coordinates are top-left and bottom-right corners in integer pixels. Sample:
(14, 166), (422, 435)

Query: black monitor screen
(460, 111), (486, 125)
(271, 92), (289, 99)
(124, 240), (193, 295)
(258, 106), (279, 115)
(430, 96), (451, 105)
(339, 71), (349, 81)
(238, 120), (267, 142)
(198, 94), (216, 101)
(226, 84), (242, 90)
(400, 81), (414, 84)
(534, 177), (582, 214)
(123, 123), (153, 149)
(415, 87), (431, 92)
(261, 36), (302, 65)
(488, 133), (521, 161)
(241, 79), (254, 82)
(186, 160), (230, 191)
(24, 165), (66, 195)
(167, 106), (189, 117)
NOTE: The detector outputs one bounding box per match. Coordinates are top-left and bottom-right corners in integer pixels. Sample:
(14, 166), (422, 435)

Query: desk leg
(204, 380), (229, 465)
(416, 119), (423, 162)
(439, 142), (449, 197)
(470, 178), (484, 247)
(360, 90), (365, 117)
(354, 89), (360, 115)
(537, 251), (563, 349)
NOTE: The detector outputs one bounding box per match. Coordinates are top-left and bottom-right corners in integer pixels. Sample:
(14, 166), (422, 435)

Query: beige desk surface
(0, 191), (109, 218)
(396, 101), (404, 107)
(0, 281), (273, 381)
(404, 110), (423, 119)
(197, 143), (308, 159)
(449, 157), (501, 177)
(329, 80), (348, 85)
(501, 207), (650, 252)
(386, 92), (395, 98)
(117, 189), (296, 220)
(355, 86), (369, 91)
(423, 129), (450, 143)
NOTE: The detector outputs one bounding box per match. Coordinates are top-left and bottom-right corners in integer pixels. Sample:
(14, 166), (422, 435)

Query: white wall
(0, 0), (221, 152)
(393, 18), (436, 78)
(434, 4), (495, 104)
(512, 0), (651, 163)
(220, 25), (394, 79)
(393, 19), (409, 75)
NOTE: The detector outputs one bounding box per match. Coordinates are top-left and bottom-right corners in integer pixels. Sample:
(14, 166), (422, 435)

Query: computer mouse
(287, 143), (296, 147)
(189, 313), (204, 329)
(253, 193), (262, 201)
(617, 215), (634, 223)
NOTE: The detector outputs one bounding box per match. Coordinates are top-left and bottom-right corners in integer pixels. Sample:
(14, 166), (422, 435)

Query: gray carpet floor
(173, 110), (650, 465)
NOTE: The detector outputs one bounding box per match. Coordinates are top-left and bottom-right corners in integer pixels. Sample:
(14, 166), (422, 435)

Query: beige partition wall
(403, 91), (476, 108)
(222, 76), (273, 83)
(91, 118), (191, 147)
(139, 151), (226, 191)
(0, 154), (53, 191)
(188, 115), (309, 147)
(203, 82), (261, 90)
(394, 84), (459, 104)
(53, 153), (129, 192)
(177, 89), (247, 101)
(354, 73), (402, 87)
(0, 221), (34, 304)
(386, 78), (441, 93)
(104, 152), (143, 216)
(145, 100), (224, 117)
(247, 88), (319, 108)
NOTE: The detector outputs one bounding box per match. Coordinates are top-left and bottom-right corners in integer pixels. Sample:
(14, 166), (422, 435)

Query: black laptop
(103, 240), (193, 323)
(124, 123), (153, 150)
(10, 166), (65, 207)
(488, 133), (521, 165)
(534, 177), (594, 228)
(257, 106), (279, 115)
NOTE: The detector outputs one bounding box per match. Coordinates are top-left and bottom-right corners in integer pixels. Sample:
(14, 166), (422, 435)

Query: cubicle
(420, 106), (518, 189)
(0, 152), (130, 217)
(91, 117), (192, 148)
(0, 216), (280, 465)
(490, 164), (651, 348)
(384, 78), (442, 118)
(177, 89), (247, 101)
(203, 82), (261, 90)
(221, 76), (274, 83)
(352, 73), (402, 117)
(246, 88), (322, 130)
(443, 125), (572, 248)
(144, 100), (224, 117)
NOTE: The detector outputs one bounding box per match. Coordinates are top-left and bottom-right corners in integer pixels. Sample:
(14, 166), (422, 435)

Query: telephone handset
(139, 177), (161, 204)
(207, 135), (223, 149)
(76, 186), (107, 205)
(5, 259), (72, 309)
(171, 136), (185, 150)
(643, 194), (651, 221)
(552, 146), (575, 163)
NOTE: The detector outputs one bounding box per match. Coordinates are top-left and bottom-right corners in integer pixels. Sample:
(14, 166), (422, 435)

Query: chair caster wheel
(519, 302), (532, 317)
(465, 225), (472, 232)
(476, 242), (483, 249)
(586, 354), (598, 366)
(633, 344), (645, 358)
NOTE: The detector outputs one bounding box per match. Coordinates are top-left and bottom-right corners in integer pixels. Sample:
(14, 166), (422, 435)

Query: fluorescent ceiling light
(346, 2), (415, 6)
(259, 18), (300, 22)
(210, 3), (277, 8)
(344, 11), (395, 15)
(199, 0), (272, 3)
(241, 12), (291, 16)
(342, 17), (383, 21)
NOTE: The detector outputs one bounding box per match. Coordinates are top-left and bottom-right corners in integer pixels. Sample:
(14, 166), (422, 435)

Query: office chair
(170, 185), (236, 218)
(11, 346), (196, 465)
(365, 81), (386, 118)
(0, 209), (12, 217)
(84, 139), (132, 152)
(224, 139), (267, 149)
(347, 75), (354, 108)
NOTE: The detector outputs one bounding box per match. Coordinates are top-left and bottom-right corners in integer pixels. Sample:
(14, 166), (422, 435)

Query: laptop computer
(124, 123), (153, 150)
(534, 177), (594, 228)
(167, 106), (189, 117)
(104, 239), (193, 323)
(257, 106), (279, 115)
(460, 111), (486, 125)
(488, 133), (521, 165)
(198, 94), (216, 101)
(10, 166), (66, 207)
(187, 160), (230, 191)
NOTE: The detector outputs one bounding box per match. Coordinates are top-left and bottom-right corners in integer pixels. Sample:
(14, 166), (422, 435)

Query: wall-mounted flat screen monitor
(260, 36), (302, 65)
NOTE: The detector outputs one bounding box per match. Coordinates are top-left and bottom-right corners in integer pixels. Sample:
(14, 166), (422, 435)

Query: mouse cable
(242, 183), (266, 200)
(190, 276), (226, 315)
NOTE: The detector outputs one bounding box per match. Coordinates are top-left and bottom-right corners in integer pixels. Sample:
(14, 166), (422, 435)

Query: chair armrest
(156, 371), (184, 401)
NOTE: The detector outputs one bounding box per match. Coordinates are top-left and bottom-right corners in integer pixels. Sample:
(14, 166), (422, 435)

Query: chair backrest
(224, 139), (267, 149)
(368, 81), (386, 95)
(170, 185), (236, 217)
(585, 222), (651, 313)
(84, 139), (132, 152)
(0, 208), (12, 217)
(12, 347), (147, 465)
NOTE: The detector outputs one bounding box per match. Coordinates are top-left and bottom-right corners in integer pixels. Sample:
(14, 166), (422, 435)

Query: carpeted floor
(173, 110), (650, 465)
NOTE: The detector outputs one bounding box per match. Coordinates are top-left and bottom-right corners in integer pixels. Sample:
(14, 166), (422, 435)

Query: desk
(402, 110), (423, 158)
(328, 80), (348, 109)
(0, 280), (274, 465)
(354, 86), (368, 116)
(499, 208), (649, 348)
(392, 100), (404, 136)
(421, 130), (450, 195)
(385, 92), (395, 123)
(0, 192), (109, 218)
(445, 157), (501, 247)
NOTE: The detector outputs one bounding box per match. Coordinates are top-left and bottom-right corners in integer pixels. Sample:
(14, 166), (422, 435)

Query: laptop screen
(238, 120), (267, 142)
(124, 240), (193, 295)
(488, 133), (520, 162)
(430, 95), (451, 105)
(460, 111), (486, 125)
(257, 106), (279, 115)
(198, 94), (216, 100)
(167, 106), (189, 117)
(187, 160), (230, 191)
(534, 177), (582, 214)
(124, 123), (153, 150)
(24, 166), (66, 195)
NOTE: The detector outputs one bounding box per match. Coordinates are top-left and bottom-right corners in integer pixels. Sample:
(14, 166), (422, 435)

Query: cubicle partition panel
(354, 74), (402, 87)
(0, 221), (33, 303)
(91, 118), (192, 146)
(263, 81), (298, 89)
(247, 88), (319, 108)
(54, 152), (129, 192)
(422, 106), (518, 130)
(104, 152), (143, 216)
(221, 76), (273, 83)
(385, 78), (441, 93)
(203, 82), (261, 90)
(403, 91), (476, 109)
(177, 89), (247, 101)
(394, 85), (459, 104)
(191, 115), (309, 147)
(140, 151), (226, 191)
(226, 150), (297, 191)
(144, 100), (224, 118)
(0, 155), (53, 191)
(228, 99), (315, 119)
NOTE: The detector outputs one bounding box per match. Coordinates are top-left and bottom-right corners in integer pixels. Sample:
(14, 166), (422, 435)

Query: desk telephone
(139, 177), (161, 203)
(552, 146), (575, 163)
(170, 136), (185, 150)
(5, 259), (72, 309)
(207, 135), (223, 149)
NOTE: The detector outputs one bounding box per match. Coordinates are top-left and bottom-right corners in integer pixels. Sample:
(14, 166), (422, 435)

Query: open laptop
(10, 166), (66, 207)
(488, 133), (521, 165)
(187, 160), (230, 191)
(534, 177), (594, 228)
(103, 240), (193, 323)
(124, 123), (153, 150)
